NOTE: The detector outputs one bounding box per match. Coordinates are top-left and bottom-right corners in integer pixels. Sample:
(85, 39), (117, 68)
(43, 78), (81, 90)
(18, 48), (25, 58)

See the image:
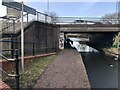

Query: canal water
(69, 38), (119, 89)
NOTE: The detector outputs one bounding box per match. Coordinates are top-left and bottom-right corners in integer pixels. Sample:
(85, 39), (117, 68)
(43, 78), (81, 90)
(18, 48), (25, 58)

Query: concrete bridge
(60, 24), (120, 33)
(59, 23), (119, 53)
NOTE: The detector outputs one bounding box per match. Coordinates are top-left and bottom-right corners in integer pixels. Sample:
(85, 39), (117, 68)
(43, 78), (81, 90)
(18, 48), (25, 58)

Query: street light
(21, 0), (24, 71)
(47, 0), (49, 14)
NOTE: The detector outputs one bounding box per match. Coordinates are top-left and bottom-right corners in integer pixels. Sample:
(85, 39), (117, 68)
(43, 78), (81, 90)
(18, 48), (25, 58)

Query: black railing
(1, 39), (58, 89)
(1, 40), (58, 58)
(0, 49), (19, 90)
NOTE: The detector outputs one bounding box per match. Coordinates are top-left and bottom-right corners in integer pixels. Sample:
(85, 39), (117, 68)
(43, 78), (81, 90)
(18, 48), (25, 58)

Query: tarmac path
(33, 49), (90, 88)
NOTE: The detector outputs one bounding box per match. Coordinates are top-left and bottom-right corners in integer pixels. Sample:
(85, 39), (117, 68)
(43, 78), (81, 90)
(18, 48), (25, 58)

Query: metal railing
(1, 14), (26, 30)
(56, 17), (120, 25)
(0, 11), (55, 34)
(0, 49), (19, 90)
(1, 11), (119, 34)
(0, 14), (27, 34)
(1, 39), (58, 58)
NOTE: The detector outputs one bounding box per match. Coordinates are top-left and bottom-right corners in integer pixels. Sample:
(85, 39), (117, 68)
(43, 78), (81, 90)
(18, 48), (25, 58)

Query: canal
(69, 38), (119, 89)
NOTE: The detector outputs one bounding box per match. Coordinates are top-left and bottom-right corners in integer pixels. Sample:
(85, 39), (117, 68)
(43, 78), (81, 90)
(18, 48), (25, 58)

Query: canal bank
(86, 43), (119, 59)
(102, 48), (119, 59)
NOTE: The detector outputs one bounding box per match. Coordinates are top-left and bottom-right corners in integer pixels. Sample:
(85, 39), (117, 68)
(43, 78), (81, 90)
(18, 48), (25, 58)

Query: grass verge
(2, 55), (56, 89)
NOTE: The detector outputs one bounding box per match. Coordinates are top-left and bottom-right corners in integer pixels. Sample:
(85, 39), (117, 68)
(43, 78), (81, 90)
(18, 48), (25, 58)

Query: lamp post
(21, 1), (24, 71)
(47, 0), (49, 14)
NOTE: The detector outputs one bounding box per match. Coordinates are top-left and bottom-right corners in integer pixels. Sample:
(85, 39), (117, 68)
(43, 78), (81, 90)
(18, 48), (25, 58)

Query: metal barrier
(0, 49), (19, 90)
(0, 14), (27, 34)
(56, 17), (119, 25)
(0, 11), (54, 34)
(1, 11), (119, 34)
(1, 40), (57, 58)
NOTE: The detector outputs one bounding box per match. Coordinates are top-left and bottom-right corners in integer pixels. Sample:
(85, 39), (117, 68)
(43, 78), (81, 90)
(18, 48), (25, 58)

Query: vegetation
(101, 13), (119, 24)
(2, 55), (56, 89)
(103, 32), (120, 55)
(113, 32), (119, 48)
(101, 12), (120, 54)
(44, 11), (58, 24)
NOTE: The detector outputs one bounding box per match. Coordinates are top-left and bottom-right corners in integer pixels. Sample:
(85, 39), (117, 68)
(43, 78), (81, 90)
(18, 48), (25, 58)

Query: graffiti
(113, 33), (120, 49)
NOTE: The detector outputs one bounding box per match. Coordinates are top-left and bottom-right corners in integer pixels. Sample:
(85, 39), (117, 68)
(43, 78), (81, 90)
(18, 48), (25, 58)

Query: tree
(44, 11), (58, 24)
(101, 13), (120, 24)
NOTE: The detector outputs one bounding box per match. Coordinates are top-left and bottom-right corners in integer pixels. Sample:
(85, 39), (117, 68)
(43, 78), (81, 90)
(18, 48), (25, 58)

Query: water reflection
(69, 38), (98, 52)
(69, 37), (118, 88)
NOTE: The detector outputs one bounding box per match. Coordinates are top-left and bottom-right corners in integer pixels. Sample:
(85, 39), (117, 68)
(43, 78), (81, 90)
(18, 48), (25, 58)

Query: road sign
(2, 0), (36, 15)
(59, 33), (64, 49)
(7, 7), (21, 17)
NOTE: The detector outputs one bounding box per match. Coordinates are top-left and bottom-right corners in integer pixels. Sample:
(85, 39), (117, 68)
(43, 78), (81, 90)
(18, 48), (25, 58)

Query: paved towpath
(34, 49), (90, 88)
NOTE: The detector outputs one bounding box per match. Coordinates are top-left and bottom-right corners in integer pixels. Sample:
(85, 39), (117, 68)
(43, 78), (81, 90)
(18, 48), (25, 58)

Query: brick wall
(0, 80), (13, 90)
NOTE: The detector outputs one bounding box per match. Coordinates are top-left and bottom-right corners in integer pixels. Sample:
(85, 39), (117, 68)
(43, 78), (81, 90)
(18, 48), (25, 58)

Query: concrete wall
(3, 21), (60, 57)
(18, 21), (59, 56)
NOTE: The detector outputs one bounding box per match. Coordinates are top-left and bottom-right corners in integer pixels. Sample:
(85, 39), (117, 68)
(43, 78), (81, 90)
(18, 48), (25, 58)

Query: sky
(0, 0), (118, 17)
(25, 2), (117, 17)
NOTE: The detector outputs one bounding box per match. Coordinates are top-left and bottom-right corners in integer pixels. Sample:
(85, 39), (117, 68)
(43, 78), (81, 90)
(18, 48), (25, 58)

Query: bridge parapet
(60, 24), (120, 27)
(57, 17), (119, 25)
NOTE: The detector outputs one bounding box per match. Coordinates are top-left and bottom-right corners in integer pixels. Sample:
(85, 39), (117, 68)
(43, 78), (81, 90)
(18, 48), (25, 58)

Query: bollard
(15, 49), (20, 90)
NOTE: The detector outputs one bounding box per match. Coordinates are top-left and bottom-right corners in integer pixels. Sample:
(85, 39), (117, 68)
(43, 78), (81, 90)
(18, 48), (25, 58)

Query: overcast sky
(0, 0), (118, 17)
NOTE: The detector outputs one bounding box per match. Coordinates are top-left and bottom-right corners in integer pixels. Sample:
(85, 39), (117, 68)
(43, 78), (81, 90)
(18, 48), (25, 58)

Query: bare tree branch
(44, 11), (58, 24)
(101, 13), (119, 24)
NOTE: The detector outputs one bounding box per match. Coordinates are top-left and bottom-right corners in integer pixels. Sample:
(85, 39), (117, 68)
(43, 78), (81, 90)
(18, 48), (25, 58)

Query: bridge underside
(64, 32), (118, 53)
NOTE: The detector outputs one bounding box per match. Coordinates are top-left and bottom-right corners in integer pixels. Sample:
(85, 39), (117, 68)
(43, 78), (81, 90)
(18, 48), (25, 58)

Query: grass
(2, 55), (56, 89)
(20, 55), (56, 88)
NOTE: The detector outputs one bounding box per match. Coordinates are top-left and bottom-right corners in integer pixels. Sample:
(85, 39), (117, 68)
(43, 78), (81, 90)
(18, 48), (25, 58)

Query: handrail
(56, 17), (119, 24)
(0, 68), (16, 77)
(0, 54), (15, 61)
(1, 14), (28, 31)
(0, 49), (20, 89)
(37, 11), (51, 17)
(0, 10), (55, 34)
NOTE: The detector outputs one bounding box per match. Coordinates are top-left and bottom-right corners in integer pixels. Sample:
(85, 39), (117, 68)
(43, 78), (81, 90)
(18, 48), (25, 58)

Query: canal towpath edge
(33, 49), (91, 88)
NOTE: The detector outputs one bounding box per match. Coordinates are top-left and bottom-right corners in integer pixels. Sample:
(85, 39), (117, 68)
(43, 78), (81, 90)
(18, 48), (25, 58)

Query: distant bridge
(60, 24), (120, 33)
(56, 17), (119, 33)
